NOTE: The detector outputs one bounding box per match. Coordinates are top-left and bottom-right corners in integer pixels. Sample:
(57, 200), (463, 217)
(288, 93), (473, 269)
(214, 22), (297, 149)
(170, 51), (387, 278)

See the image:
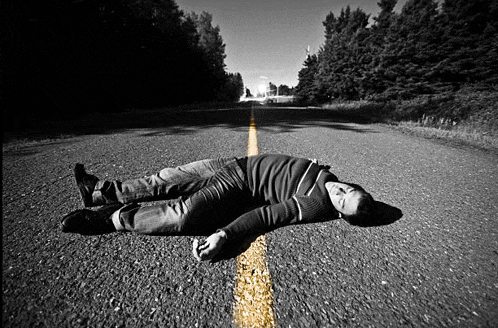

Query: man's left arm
(192, 196), (333, 261)
(219, 195), (331, 241)
(192, 199), (299, 261)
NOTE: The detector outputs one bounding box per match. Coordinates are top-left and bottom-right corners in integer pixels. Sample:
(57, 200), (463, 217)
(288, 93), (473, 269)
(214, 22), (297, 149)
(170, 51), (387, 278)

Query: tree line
(3, 0), (243, 120)
(295, 0), (498, 104)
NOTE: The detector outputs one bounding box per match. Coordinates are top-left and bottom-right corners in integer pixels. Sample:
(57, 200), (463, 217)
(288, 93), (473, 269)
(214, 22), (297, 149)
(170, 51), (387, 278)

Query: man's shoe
(60, 204), (122, 235)
(74, 163), (99, 207)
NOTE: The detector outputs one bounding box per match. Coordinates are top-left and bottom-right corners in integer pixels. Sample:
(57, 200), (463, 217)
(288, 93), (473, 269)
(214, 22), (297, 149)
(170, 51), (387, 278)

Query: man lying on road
(60, 154), (375, 262)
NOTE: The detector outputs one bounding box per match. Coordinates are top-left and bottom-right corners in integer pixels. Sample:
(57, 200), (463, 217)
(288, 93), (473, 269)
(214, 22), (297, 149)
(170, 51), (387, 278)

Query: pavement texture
(3, 106), (498, 327)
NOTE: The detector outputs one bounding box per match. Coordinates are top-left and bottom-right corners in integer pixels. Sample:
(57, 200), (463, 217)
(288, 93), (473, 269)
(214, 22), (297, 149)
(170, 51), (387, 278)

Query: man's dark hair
(341, 184), (376, 226)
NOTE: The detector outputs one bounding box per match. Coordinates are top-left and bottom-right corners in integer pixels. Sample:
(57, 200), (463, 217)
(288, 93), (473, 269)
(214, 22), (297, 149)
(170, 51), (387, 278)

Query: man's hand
(192, 230), (227, 262)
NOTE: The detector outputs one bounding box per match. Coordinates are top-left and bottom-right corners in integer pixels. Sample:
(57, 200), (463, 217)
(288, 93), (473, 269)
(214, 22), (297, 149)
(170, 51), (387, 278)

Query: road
(3, 106), (498, 327)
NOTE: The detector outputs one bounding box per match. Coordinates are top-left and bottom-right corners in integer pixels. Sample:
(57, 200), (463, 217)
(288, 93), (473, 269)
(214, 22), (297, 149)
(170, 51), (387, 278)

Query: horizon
(175, 0), (409, 95)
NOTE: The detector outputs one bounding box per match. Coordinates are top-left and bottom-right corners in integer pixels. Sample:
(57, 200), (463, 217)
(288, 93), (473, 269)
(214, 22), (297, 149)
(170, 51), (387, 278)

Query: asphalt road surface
(3, 106), (498, 327)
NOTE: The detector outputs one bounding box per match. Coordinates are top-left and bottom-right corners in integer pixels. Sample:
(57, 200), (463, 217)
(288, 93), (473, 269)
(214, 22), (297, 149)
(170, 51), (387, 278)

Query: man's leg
(110, 160), (248, 236)
(82, 158), (236, 206)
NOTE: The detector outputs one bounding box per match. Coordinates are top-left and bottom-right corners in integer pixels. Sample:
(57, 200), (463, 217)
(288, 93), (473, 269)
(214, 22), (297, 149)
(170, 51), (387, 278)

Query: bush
(386, 86), (498, 138)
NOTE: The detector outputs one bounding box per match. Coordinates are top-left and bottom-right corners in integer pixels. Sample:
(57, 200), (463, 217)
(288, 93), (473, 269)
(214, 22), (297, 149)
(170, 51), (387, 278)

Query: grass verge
(316, 87), (498, 152)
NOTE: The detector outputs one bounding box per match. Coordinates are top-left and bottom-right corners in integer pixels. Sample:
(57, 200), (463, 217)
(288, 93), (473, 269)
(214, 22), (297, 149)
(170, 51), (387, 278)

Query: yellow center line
(232, 110), (277, 328)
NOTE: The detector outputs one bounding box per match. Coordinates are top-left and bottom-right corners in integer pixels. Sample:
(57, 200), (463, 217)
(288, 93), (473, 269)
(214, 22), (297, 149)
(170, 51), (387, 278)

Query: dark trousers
(93, 158), (235, 205)
(109, 158), (252, 236)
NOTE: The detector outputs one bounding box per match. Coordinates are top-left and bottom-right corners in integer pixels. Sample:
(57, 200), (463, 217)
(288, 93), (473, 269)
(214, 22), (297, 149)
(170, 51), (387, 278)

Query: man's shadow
(210, 201), (403, 263)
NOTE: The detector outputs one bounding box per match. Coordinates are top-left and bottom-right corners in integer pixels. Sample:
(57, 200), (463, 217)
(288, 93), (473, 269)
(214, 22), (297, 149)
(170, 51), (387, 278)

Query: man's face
(327, 182), (362, 216)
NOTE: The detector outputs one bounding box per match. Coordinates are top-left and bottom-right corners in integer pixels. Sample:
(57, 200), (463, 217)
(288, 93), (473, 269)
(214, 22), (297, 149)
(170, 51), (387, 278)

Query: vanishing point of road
(3, 106), (497, 327)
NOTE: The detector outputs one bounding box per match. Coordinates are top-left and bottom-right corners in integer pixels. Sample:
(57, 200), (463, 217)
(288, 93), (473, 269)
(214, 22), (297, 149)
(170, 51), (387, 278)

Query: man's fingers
(199, 249), (213, 261)
(193, 233), (225, 262)
(192, 239), (202, 261)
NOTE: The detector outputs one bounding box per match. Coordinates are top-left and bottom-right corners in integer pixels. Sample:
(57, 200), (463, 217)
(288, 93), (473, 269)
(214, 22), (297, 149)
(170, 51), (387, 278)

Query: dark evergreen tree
(277, 85), (293, 96)
(374, 0), (398, 31)
(268, 82), (277, 96)
(316, 6), (371, 101)
(219, 72), (244, 102)
(245, 88), (253, 98)
(361, 0), (398, 96)
(186, 11), (228, 100)
(437, 0), (498, 86)
(295, 54), (319, 103)
(378, 0), (441, 98)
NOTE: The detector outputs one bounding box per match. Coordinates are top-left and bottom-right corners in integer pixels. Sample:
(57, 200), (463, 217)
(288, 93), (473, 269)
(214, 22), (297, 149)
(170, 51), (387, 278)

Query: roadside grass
(316, 87), (498, 152)
(389, 88), (498, 151)
(392, 122), (498, 150)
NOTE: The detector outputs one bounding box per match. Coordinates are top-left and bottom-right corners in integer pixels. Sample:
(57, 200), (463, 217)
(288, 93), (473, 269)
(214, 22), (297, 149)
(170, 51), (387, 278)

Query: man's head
(326, 182), (375, 226)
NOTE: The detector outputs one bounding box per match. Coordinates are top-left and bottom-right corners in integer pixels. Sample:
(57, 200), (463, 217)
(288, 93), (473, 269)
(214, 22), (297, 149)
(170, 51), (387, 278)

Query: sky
(175, 0), (409, 95)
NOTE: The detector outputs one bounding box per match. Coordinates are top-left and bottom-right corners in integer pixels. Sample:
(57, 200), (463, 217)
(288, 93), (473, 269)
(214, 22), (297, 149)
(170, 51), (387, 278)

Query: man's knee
(158, 168), (174, 181)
